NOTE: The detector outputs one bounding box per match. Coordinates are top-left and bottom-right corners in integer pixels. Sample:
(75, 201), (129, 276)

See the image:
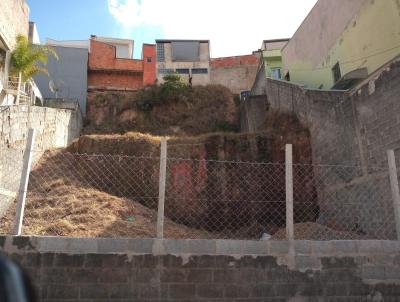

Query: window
(157, 43), (165, 62)
(191, 68), (208, 74)
(158, 68), (174, 74)
(176, 68), (190, 74)
(146, 57), (152, 63)
(332, 62), (341, 83)
(271, 68), (281, 80)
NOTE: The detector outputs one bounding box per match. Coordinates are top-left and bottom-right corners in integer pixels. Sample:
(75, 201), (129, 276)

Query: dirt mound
(0, 167), (211, 239)
(271, 222), (365, 240)
(85, 85), (238, 136)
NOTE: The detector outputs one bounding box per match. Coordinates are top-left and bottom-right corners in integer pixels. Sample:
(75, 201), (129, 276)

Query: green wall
(263, 49), (284, 79)
(286, 0), (400, 89)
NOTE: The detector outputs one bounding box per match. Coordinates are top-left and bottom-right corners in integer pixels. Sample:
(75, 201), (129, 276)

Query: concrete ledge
(1, 236), (400, 257)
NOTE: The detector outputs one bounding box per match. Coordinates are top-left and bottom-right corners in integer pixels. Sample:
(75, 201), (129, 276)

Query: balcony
(1, 76), (40, 106)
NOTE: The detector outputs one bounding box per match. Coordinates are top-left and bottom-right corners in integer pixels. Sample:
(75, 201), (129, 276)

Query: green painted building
(282, 0), (400, 90)
(260, 39), (289, 80)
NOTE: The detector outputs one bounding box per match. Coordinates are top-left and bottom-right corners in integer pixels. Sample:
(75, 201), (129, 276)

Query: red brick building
(88, 36), (156, 91)
(210, 54), (260, 94)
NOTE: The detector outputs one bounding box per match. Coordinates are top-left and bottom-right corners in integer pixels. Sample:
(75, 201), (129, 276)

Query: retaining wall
(0, 105), (83, 217)
(1, 236), (400, 301)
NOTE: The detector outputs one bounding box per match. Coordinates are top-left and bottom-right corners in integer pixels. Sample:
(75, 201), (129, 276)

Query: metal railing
(3, 77), (35, 105)
(0, 135), (399, 241)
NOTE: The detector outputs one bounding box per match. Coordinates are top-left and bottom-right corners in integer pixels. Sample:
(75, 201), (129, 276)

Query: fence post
(285, 144), (294, 241)
(156, 138), (167, 239)
(16, 71), (22, 105)
(13, 128), (35, 235)
(387, 150), (400, 240)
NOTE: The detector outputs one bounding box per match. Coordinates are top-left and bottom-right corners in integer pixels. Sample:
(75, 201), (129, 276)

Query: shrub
(136, 73), (190, 111)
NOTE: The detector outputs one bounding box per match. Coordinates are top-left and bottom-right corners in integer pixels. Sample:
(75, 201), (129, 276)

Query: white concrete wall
(157, 42), (211, 85)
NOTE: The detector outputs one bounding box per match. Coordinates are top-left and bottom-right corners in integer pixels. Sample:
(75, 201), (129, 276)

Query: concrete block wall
(0, 104), (82, 217)
(242, 58), (400, 239)
(1, 236), (400, 301)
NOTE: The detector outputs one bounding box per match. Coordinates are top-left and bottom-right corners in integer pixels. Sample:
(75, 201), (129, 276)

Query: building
(28, 21), (40, 44)
(156, 39), (210, 85)
(33, 44), (88, 114)
(282, 0), (400, 89)
(88, 35), (156, 91)
(0, 0), (30, 105)
(260, 39), (289, 80)
(210, 54), (259, 95)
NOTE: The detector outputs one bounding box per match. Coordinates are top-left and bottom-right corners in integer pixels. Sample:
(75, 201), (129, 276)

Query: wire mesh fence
(0, 141), (398, 241)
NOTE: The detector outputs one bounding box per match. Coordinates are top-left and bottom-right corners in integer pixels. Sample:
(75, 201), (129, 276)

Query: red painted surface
(88, 39), (156, 90)
(210, 54), (259, 68)
(142, 44), (157, 86)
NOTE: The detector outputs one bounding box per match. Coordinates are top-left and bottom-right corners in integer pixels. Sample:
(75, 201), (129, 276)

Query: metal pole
(387, 150), (400, 240)
(13, 128), (35, 235)
(285, 144), (294, 241)
(156, 138), (167, 239)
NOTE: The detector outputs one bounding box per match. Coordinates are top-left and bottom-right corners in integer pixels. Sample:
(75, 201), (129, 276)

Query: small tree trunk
(16, 71), (22, 105)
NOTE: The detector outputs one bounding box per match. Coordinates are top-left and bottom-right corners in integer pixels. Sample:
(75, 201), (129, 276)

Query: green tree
(10, 35), (58, 80)
(10, 35), (58, 104)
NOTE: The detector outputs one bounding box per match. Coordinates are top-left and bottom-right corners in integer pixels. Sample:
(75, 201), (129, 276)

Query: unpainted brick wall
(1, 236), (400, 301)
(210, 54), (259, 94)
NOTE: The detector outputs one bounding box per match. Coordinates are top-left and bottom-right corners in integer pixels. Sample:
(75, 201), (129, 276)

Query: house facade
(0, 0), (30, 104)
(260, 39), (289, 80)
(282, 0), (400, 89)
(88, 36), (157, 91)
(156, 39), (210, 85)
(33, 45), (88, 114)
(210, 54), (259, 95)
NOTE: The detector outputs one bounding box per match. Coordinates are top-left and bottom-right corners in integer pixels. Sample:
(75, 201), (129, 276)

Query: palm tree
(10, 35), (58, 104)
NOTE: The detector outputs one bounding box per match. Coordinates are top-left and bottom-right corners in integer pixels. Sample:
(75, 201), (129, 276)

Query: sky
(26, 0), (318, 59)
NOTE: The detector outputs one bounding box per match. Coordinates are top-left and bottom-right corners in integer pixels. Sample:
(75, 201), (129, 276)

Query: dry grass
(0, 157), (212, 239)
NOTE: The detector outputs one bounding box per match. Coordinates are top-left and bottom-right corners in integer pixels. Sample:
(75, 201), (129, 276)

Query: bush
(136, 73), (190, 111)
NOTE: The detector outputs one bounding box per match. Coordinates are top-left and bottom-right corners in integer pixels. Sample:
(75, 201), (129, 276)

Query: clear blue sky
(26, 0), (164, 58)
(26, 0), (318, 58)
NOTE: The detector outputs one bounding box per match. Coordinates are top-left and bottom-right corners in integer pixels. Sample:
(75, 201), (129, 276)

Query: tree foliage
(10, 35), (58, 80)
(136, 72), (190, 111)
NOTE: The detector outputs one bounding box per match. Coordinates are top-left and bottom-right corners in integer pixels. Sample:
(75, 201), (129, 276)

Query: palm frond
(10, 34), (59, 80)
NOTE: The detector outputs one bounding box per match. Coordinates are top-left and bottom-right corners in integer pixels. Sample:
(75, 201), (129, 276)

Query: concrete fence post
(156, 138), (167, 239)
(387, 150), (400, 240)
(13, 128), (35, 235)
(16, 71), (22, 105)
(285, 144), (294, 241)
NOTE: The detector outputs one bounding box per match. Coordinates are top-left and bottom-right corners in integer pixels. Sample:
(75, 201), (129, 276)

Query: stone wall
(1, 236), (400, 301)
(0, 104), (83, 217)
(0, 0), (29, 50)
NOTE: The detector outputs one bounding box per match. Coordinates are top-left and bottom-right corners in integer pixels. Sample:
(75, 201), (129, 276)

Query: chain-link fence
(0, 140), (398, 241)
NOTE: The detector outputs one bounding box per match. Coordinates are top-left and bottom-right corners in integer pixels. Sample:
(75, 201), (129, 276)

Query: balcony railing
(2, 76), (35, 106)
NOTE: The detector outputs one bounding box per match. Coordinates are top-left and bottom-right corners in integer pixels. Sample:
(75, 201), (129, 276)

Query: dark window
(157, 43), (165, 62)
(271, 68), (281, 80)
(332, 62), (341, 83)
(146, 57), (152, 63)
(192, 68), (208, 74)
(176, 68), (190, 74)
(158, 68), (174, 74)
